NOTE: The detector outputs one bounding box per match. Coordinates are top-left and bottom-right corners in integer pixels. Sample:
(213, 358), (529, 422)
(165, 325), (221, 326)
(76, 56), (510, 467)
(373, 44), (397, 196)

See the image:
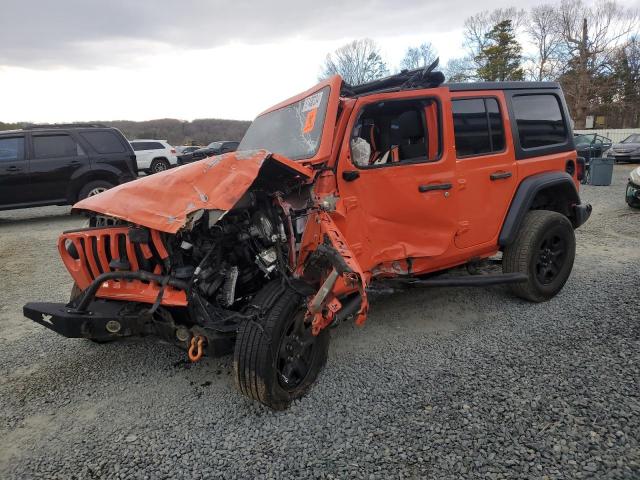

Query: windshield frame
(239, 75), (343, 164)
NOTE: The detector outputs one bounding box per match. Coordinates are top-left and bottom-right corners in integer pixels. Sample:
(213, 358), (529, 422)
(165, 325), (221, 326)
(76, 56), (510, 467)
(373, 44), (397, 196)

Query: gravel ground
(1, 165), (639, 479)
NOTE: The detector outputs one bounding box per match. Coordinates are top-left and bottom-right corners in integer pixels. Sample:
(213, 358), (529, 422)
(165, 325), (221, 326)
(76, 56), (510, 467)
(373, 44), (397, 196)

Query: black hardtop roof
(446, 81), (561, 91)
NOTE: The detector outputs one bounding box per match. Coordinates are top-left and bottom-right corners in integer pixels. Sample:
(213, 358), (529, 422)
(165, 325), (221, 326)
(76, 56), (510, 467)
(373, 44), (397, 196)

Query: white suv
(129, 139), (178, 174)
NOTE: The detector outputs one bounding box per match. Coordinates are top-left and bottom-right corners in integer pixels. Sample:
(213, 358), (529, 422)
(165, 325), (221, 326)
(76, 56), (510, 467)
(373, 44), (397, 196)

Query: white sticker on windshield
(302, 91), (323, 112)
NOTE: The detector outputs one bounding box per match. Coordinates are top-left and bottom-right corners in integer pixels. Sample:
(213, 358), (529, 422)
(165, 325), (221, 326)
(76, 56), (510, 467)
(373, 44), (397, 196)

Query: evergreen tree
(475, 20), (524, 81)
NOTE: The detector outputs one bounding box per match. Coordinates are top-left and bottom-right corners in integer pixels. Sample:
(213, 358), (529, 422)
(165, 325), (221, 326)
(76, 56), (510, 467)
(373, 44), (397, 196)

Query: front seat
(390, 110), (427, 161)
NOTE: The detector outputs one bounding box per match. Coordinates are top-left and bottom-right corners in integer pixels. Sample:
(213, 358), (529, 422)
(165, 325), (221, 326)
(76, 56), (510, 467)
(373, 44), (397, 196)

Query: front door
(0, 134), (30, 207)
(451, 93), (517, 249)
(335, 88), (458, 274)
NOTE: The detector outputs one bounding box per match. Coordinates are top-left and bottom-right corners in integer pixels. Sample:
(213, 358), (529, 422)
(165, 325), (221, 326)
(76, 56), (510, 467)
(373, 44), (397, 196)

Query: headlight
(630, 168), (640, 186)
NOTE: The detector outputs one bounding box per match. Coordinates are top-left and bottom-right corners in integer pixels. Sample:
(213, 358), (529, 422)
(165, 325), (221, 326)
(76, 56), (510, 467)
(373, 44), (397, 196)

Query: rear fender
(499, 171), (582, 247)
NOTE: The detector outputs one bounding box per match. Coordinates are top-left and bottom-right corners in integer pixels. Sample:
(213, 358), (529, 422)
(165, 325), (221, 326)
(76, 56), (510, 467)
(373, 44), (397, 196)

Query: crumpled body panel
(73, 150), (312, 233)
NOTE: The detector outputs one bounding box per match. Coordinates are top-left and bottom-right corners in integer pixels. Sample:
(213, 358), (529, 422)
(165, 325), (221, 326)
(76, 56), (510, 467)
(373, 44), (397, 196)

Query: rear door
(29, 132), (87, 203)
(451, 92), (518, 248)
(130, 141), (152, 169)
(0, 134), (29, 207)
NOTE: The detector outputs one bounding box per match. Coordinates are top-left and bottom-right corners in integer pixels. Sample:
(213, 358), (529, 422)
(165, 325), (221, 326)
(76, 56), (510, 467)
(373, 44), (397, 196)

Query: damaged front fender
(297, 211), (369, 333)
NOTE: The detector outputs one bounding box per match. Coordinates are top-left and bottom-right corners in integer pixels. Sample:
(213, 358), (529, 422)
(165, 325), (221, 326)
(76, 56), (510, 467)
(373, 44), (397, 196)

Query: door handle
(5, 165), (21, 172)
(490, 171), (512, 181)
(342, 170), (360, 182)
(419, 182), (452, 192)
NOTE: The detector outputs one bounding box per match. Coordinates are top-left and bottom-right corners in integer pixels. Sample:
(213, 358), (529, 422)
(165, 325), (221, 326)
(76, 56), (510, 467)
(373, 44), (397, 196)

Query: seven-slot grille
(58, 226), (187, 306)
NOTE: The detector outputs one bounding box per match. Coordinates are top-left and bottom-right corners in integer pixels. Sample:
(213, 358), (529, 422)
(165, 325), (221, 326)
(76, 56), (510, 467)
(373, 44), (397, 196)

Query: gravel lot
(1, 165), (639, 479)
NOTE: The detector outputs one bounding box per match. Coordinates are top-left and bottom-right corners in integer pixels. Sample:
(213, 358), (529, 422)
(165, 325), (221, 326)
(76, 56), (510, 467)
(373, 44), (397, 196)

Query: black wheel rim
(535, 233), (567, 285)
(276, 311), (317, 390)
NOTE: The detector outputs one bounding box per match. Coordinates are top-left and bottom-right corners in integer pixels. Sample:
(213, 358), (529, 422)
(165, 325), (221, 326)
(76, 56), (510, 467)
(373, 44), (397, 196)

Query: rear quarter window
(33, 134), (82, 158)
(80, 131), (126, 154)
(512, 94), (567, 149)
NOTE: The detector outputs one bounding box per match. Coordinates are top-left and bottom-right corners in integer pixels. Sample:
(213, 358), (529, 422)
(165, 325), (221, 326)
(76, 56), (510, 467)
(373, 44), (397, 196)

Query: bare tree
(525, 4), (564, 81)
(443, 57), (475, 82)
(556, 0), (638, 127)
(400, 42), (438, 70)
(320, 39), (389, 85)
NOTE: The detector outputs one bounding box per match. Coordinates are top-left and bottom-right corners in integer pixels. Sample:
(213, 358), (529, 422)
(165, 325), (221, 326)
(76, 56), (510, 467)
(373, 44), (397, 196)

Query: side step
(397, 272), (528, 288)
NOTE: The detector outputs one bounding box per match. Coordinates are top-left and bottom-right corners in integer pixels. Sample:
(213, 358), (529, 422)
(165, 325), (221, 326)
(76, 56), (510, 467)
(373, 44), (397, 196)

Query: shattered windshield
(239, 86), (331, 160)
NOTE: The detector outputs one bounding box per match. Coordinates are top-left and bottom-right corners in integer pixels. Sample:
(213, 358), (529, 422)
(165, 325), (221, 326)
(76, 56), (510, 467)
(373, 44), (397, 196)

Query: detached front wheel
(233, 281), (330, 410)
(503, 210), (576, 302)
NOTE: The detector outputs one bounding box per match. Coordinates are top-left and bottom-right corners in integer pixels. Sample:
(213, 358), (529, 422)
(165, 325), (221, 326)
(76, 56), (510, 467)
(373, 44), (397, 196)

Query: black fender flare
(499, 171), (582, 247)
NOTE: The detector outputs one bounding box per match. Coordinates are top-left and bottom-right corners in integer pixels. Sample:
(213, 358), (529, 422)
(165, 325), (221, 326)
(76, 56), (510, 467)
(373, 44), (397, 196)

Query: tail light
(170, 148), (176, 154)
(576, 157), (585, 181)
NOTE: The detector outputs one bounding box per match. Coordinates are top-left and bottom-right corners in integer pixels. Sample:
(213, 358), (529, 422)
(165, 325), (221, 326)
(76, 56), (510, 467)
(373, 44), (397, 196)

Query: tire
(233, 280), (330, 410)
(78, 180), (114, 200)
(149, 158), (170, 174)
(503, 210), (576, 302)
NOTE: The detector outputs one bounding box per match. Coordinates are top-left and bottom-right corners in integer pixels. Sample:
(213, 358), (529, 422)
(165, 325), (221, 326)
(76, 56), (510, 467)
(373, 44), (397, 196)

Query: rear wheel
(233, 280), (330, 410)
(503, 210), (576, 302)
(78, 180), (114, 200)
(150, 158), (170, 173)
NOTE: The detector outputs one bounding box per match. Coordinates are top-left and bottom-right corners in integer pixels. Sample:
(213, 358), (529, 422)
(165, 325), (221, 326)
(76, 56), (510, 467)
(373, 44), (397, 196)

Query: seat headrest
(396, 110), (423, 139)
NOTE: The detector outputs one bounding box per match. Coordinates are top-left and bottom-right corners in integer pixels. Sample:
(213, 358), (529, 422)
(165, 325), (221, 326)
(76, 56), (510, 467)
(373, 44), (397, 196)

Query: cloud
(0, 0), (544, 68)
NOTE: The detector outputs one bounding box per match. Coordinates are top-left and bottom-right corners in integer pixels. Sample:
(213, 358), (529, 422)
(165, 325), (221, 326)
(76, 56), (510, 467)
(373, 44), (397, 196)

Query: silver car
(607, 134), (640, 163)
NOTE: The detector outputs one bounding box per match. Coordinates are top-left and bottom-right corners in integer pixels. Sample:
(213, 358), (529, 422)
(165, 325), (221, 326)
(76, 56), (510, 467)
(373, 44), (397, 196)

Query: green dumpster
(589, 157), (614, 186)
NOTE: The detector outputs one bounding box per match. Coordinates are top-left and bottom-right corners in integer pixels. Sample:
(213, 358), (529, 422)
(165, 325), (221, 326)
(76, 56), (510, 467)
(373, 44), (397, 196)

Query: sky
(0, 0), (605, 123)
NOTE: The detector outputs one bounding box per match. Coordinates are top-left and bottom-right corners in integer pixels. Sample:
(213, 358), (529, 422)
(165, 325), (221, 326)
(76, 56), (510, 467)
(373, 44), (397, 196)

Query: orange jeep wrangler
(24, 65), (591, 409)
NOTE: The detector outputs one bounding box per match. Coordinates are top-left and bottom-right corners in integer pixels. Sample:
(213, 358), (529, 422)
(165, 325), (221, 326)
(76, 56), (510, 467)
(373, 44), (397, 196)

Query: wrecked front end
(23, 149), (367, 361)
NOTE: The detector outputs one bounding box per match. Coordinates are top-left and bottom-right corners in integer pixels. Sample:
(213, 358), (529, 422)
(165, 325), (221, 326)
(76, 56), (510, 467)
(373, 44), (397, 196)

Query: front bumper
(626, 181), (640, 208)
(608, 154), (640, 162)
(23, 299), (153, 341)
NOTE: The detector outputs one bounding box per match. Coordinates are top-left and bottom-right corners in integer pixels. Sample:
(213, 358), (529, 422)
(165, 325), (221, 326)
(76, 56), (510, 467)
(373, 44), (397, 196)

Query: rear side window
(452, 97), (505, 157)
(33, 134), (82, 158)
(512, 94), (567, 149)
(81, 131), (126, 154)
(0, 137), (25, 162)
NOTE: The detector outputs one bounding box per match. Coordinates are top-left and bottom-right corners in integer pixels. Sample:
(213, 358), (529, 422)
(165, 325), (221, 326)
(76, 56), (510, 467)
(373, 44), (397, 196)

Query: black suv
(0, 124), (137, 211)
(177, 140), (239, 165)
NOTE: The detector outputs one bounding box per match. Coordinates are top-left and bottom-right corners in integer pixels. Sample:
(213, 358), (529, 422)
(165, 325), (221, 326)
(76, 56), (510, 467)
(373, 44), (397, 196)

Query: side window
(452, 97), (505, 157)
(350, 98), (441, 167)
(512, 94), (567, 149)
(81, 131), (126, 154)
(0, 137), (25, 162)
(150, 142), (165, 150)
(131, 142), (146, 151)
(33, 134), (80, 159)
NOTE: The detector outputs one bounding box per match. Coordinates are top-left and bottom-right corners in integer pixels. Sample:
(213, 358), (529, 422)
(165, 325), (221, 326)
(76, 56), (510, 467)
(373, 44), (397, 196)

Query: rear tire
(150, 158), (170, 173)
(233, 280), (330, 410)
(503, 210), (576, 302)
(78, 180), (114, 200)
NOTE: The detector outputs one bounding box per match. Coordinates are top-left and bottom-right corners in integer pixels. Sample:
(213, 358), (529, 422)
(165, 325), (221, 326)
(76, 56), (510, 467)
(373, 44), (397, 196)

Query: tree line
(320, 0), (639, 129)
(0, 118), (251, 146)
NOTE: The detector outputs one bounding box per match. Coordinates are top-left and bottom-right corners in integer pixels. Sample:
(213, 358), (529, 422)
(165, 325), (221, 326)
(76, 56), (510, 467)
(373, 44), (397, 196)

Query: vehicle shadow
(0, 209), (77, 228)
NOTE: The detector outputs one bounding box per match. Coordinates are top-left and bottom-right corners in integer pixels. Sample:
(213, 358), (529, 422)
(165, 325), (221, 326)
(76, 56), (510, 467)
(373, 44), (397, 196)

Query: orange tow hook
(188, 335), (205, 362)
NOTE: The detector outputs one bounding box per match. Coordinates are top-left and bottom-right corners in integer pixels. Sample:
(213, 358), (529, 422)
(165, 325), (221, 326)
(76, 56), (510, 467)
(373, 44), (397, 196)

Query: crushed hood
(73, 149), (313, 233)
